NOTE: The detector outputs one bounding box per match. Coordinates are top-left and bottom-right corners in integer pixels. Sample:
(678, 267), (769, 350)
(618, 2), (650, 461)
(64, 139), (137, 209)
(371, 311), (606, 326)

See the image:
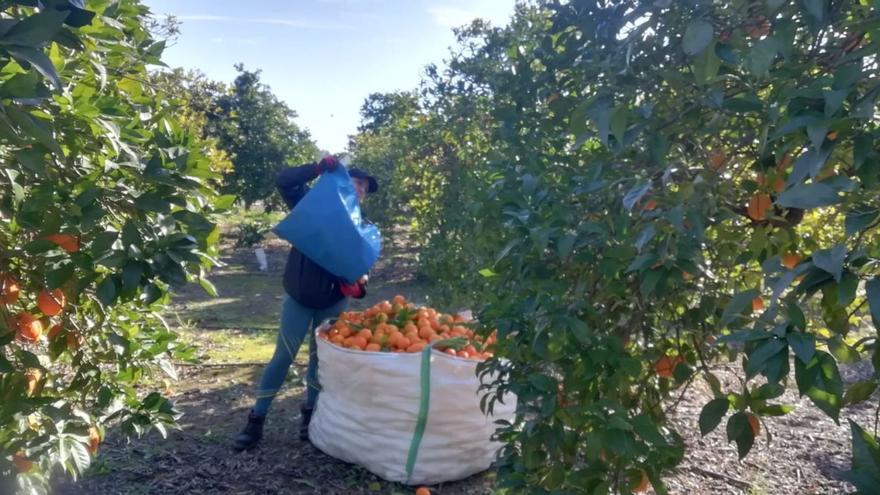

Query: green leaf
(867, 277), (880, 327)
(198, 277), (218, 297)
(752, 382), (785, 401)
(755, 404), (794, 416)
(845, 421), (880, 492)
(844, 381), (877, 406)
(121, 261), (143, 293)
(787, 301), (806, 331)
(610, 106), (627, 147)
(0, 9), (70, 46)
(720, 289), (760, 327)
(7, 46), (62, 89)
(682, 19), (714, 56)
(829, 337), (860, 364)
(776, 182), (841, 209)
(812, 245), (846, 282)
(13, 147), (46, 174)
(845, 210), (879, 236)
(478, 268), (497, 278)
(746, 339), (786, 378)
(96, 276), (117, 306)
(567, 318), (591, 346)
(46, 263), (75, 289)
(6, 106), (63, 155)
(787, 332), (816, 364)
(0, 71), (49, 99)
(134, 192), (171, 213)
(795, 351), (843, 421)
(726, 412), (755, 459)
(529, 373), (557, 393)
(838, 272), (859, 307)
(699, 398), (729, 436)
(748, 37), (782, 77)
(213, 194), (237, 210)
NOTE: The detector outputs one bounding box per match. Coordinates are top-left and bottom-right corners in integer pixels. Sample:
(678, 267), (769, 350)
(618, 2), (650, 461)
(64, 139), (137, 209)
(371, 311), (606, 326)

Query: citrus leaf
(699, 398), (729, 436)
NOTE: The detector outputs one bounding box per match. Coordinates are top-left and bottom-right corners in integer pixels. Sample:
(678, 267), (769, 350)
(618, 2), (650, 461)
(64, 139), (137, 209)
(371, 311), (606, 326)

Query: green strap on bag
(404, 338), (468, 483)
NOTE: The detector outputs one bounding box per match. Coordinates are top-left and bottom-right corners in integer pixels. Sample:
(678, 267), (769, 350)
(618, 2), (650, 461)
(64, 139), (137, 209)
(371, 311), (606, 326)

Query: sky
(143, 0), (516, 153)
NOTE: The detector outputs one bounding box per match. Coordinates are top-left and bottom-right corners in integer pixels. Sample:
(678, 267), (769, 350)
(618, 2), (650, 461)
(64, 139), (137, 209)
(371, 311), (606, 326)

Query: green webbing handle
(404, 337), (468, 483)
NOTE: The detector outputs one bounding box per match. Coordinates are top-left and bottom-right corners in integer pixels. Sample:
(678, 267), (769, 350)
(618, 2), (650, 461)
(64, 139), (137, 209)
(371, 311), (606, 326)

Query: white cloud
(428, 6), (479, 29)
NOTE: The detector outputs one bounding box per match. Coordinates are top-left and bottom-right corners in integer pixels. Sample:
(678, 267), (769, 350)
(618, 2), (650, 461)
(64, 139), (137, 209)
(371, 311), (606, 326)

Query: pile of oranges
(318, 295), (496, 360)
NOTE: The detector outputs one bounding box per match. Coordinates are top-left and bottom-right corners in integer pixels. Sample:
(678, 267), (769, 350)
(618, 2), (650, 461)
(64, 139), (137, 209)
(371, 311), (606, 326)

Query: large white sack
(308, 327), (516, 486)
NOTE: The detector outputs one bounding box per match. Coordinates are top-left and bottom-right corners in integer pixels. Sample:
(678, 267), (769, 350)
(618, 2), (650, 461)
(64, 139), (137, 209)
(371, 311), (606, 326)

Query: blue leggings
(253, 295), (348, 415)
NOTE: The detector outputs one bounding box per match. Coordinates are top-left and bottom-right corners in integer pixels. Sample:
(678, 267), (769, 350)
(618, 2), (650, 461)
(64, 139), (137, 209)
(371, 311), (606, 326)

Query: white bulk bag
(308, 327), (517, 486)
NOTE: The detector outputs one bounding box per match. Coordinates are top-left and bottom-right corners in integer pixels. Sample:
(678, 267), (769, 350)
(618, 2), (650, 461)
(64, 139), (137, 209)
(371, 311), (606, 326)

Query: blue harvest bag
(273, 166), (381, 283)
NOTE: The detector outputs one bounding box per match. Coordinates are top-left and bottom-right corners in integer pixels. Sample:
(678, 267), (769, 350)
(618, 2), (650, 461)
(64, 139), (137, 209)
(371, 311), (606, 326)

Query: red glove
(340, 280), (365, 299)
(316, 155), (339, 174)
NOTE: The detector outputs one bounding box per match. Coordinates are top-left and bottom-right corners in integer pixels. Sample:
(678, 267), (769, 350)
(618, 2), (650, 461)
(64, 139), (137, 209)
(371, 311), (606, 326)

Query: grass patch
(177, 326), (310, 364)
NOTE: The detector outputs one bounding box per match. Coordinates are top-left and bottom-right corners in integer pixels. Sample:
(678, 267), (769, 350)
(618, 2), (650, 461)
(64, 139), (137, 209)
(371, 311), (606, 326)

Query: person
(233, 155), (379, 450)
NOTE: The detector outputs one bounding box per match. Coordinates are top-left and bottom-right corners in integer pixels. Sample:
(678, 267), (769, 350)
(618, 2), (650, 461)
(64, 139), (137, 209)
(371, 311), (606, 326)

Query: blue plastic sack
(273, 166), (381, 283)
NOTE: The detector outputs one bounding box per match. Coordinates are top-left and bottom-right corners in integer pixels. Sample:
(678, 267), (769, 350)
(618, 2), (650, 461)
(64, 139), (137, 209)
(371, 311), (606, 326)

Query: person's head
(348, 168), (378, 203)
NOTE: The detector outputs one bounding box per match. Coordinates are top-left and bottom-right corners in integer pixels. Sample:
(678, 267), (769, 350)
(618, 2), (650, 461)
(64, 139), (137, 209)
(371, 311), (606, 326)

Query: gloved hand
(340, 280), (366, 299)
(316, 155), (340, 174)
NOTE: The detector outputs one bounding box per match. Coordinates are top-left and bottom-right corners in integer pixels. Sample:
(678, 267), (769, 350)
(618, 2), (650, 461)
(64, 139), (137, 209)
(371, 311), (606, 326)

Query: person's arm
(276, 156), (340, 209)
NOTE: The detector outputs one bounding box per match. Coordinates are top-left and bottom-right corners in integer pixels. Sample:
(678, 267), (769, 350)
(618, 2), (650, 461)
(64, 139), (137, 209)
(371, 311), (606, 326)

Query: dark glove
(316, 155), (340, 174)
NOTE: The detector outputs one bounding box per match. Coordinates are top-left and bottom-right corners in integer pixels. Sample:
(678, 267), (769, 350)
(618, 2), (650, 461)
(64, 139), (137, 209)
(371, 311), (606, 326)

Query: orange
(349, 336), (368, 350)
(1, 275), (20, 304)
(25, 368), (42, 396)
(15, 313), (43, 343)
(396, 337), (412, 350)
(752, 297), (765, 312)
(418, 326), (434, 339)
(654, 355), (680, 379)
(88, 426), (100, 454)
(415, 488), (431, 495)
(45, 233), (79, 253)
(444, 348), (457, 357)
(709, 150), (725, 171)
(747, 193), (772, 221)
(393, 294), (407, 306)
(37, 288), (66, 316)
(747, 414), (761, 436)
(781, 253), (801, 269)
(633, 469), (650, 493)
(13, 452), (33, 473)
(459, 351), (471, 359)
(356, 329), (372, 341)
(407, 342), (426, 353)
(404, 323), (418, 334)
(330, 334), (345, 346)
(365, 343), (382, 352)
(338, 326), (352, 338)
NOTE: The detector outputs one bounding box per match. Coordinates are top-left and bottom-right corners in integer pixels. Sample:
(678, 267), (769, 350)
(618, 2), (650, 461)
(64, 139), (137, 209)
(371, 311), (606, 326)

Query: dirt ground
(53, 226), (870, 494)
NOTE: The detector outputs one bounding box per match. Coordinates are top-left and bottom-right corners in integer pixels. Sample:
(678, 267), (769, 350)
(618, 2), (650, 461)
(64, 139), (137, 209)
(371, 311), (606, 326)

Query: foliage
(0, 1), (228, 493)
(351, 0), (880, 492)
(202, 65), (319, 209)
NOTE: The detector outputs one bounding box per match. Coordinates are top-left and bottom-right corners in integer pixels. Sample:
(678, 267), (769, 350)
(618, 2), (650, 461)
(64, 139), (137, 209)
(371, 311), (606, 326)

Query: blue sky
(143, 0), (515, 153)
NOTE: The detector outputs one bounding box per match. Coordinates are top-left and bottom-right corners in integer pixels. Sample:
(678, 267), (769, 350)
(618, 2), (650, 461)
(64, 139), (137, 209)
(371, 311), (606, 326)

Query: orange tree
(0, 1), (228, 493)
(353, 0), (880, 493)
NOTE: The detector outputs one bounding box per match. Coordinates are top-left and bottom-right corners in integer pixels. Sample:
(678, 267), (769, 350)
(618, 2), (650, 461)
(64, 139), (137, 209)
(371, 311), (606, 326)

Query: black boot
(299, 407), (313, 442)
(233, 410), (265, 451)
